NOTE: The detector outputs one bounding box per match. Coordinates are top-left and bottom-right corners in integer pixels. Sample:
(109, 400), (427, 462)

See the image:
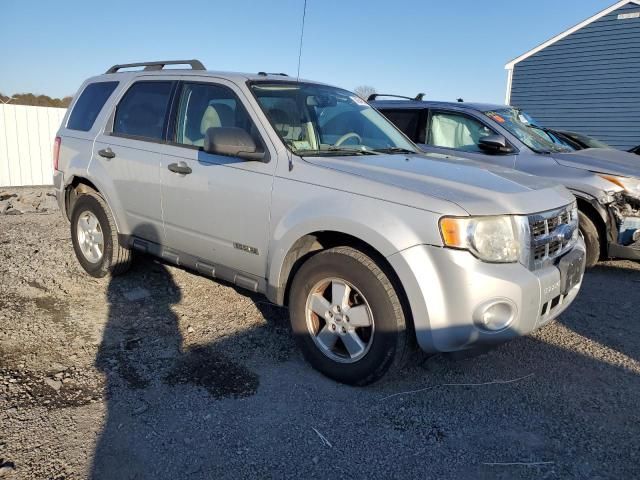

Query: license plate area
(558, 249), (585, 295)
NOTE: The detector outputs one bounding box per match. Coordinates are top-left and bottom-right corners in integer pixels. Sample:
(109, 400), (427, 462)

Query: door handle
(168, 162), (192, 175)
(98, 148), (116, 159)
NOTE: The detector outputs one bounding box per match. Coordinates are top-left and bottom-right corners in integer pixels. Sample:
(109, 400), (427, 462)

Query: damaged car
(371, 96), (640, 267)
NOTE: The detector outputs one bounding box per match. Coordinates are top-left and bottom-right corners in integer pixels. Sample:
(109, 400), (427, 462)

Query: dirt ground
(1, 188), (639, 479)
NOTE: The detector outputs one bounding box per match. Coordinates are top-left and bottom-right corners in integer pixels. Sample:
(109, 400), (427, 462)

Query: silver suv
(53, 60), (586, 384)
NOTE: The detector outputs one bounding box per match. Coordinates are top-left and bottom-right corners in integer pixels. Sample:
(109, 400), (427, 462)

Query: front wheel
(289, 246), (410, 385)
(70, 191), (132, 278)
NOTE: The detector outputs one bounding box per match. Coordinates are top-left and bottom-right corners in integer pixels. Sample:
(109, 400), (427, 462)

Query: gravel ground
(1, 188), (639, 479)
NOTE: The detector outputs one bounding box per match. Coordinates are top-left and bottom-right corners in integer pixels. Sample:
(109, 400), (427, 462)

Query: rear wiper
(373, 147), (417, 154)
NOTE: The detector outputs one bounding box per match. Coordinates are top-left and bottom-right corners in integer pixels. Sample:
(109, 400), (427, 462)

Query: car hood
(303, 153), (574, 216)
(552, 148), (640, 178)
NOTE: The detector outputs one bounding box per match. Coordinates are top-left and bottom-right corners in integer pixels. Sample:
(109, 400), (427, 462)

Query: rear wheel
(70, 191), (131, 277)
(289, 246), (410, 385)
(578, 210), (600, 268)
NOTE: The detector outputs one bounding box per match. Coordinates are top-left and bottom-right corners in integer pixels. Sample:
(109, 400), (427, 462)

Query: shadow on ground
(560, 260), (640, 362)
(87, 251), (639, 479)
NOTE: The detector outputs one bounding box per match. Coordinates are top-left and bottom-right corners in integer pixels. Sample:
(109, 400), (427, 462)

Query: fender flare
(63, 174), (125, 235)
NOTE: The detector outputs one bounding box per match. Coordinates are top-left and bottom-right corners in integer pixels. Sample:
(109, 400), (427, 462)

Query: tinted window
(113, 81), (173, 140)
(564, 131), (611, 149)
(380, 109), (421, 142)
(67, 81), (118, 132)
(427, 112), (493, 152)
(175, 82), (263, 150)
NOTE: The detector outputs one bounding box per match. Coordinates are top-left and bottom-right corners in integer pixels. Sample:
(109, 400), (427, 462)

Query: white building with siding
(0, 104), (66, 187)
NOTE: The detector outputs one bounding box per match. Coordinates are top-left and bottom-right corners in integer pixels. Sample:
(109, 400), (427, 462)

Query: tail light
(53, 136), (61, 171)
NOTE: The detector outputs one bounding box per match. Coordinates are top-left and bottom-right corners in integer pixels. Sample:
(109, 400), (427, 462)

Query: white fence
(0, 104), (67, 187)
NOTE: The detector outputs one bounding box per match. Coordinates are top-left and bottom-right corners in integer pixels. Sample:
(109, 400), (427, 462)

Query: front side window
(250, 82), (417, 156)
(426, 112), (493, 152)
(67, 81), (118, 132)
(483, 108), (573, 153)
(113, 81), (173, 141)
(174, 82), (262, 149)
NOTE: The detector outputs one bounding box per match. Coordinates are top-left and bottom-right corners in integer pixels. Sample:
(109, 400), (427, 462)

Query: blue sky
(1, 0), (613, 103)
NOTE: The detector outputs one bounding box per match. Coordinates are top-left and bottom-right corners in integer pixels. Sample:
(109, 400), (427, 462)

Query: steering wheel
(334, 132), (362, 147)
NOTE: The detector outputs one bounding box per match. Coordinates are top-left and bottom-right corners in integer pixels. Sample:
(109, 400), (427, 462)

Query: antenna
(290, 0), (308, 172)
(296, 0), (308, 81)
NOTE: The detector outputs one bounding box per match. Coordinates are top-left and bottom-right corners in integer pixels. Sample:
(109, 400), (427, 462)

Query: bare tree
(354, 85), (377, 100)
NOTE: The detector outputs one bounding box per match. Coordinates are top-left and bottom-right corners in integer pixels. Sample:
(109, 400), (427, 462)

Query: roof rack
(367, 93), (425, 101)
(105, 59), (206, 74)
(257, 72), (289, 77)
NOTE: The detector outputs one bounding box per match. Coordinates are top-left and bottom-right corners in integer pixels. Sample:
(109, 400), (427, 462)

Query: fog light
(473, 299), (516, 331)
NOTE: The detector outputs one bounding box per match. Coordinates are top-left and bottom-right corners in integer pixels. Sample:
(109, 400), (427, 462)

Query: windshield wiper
(373, 147), (417, 154)
(295, 147), (379, 157)
(326, 146), (381, 155)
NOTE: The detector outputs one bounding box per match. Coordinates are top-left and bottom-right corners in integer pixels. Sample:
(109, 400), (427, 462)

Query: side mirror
(479, 134), (513, 154)
(204, 127), (265, 161)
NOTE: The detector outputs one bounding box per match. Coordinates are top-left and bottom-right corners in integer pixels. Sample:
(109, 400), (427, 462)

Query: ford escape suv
(371, 95), (640, 268)
(54, 60), (586, 385)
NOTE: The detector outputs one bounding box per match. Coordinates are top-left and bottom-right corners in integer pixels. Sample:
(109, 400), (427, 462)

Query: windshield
(250, 82), (418, 156)
(483, 108), (573, 154)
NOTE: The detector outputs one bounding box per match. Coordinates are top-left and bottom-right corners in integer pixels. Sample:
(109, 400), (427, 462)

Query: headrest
(200, 106), (222, 135)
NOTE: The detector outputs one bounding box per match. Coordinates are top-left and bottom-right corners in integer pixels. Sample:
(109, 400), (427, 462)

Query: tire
(289, 246), (410, 385)
(579, 210), (600, 269)
(70, 191), (131, 278)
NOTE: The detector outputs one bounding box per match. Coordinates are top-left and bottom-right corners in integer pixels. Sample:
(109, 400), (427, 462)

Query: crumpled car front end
(552, 149), (640, 260)
(607, 187), (640, 260)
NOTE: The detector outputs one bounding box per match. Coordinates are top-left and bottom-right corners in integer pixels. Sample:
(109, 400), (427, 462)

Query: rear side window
(380, 109), (421, 141)
(67, 81), (118, 132)
(113, 81), (173, 141)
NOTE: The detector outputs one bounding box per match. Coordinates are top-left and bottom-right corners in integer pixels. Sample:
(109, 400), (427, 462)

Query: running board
(125, 235), (266, 294)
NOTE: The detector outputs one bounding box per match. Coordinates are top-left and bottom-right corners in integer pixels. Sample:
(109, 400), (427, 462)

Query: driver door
(420, 110), (516, 169)
(160, 79), (276, 279)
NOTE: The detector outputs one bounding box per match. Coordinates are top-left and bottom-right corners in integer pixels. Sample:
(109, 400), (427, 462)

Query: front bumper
(608, 241), (640, 261)
(608, 215), (640, 261)
(387, 239), (586, 353)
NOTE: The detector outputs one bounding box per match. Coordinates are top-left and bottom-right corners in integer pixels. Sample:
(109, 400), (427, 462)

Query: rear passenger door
(91, 80), (175, 243)
(160, 79), (276, 283)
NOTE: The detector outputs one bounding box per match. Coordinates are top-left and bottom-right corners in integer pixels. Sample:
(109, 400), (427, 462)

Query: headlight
(439, 216), (521, 263)
(598, 174), (640, 198)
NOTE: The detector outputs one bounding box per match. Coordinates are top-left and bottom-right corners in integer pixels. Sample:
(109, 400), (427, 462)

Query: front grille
(532, 239), (564, 261)
(528, 203), (577, 269)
